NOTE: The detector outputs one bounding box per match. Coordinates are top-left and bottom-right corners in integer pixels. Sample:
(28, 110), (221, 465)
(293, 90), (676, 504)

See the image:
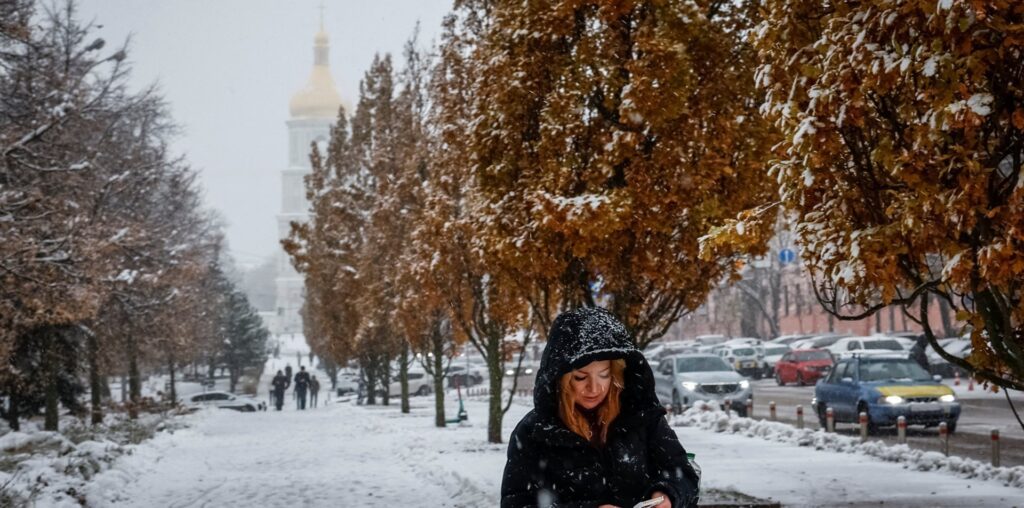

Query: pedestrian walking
(294, 366), (311, 410)
(500, 307), (700, 508)
(271, 370), (290, 411)
(310, 375), (320, 408)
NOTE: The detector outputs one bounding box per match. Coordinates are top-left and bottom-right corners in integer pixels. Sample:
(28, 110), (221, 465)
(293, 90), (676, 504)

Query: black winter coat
(271, 374), (289, 394)
(294, 371), (310, 392)
(501, 308), (700, 508)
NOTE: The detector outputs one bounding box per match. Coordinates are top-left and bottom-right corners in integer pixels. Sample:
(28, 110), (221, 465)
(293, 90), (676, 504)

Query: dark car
(774, 349), (834, 386)
(812, 355), (961, 433)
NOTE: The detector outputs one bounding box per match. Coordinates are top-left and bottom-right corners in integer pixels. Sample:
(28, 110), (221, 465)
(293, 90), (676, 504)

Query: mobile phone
(632, 496), (664, 508)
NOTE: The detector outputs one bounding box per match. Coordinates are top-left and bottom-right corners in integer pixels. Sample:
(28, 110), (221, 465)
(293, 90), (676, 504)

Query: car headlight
(681, 382), (698, 391)
(883, 395), (904, 405)
(939, 394), (956, 403)
(504, 369), (514, 376)
(524, 368), (534, 375)
(739, 380), (750, 389)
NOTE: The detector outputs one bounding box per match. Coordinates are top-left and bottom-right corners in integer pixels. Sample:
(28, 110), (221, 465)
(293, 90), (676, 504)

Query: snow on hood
(677, 370), (746, 384)
(533, 307), (661, 418)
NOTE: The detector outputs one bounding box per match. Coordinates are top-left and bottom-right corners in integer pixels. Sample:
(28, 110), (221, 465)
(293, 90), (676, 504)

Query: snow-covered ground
(86, 334), (1022, 507)
(6, 334), (1022, 507)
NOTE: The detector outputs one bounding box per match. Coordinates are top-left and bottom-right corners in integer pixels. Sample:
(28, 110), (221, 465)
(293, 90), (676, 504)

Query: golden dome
(289, 30), (350, 119)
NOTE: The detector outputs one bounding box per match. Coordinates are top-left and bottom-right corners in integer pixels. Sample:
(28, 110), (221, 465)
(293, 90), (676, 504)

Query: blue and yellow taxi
(812, 354), (960, 433)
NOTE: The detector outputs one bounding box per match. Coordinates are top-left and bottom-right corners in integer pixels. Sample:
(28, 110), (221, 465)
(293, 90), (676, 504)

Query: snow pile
(672, 403), (1024, 489)
(0, 411), (192, 507)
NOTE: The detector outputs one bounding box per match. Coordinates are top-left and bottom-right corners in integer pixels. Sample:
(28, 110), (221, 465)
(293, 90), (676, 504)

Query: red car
(774, 349), (834, 386)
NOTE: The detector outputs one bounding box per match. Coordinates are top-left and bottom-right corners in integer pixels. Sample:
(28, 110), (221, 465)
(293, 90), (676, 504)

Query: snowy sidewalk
(92, 392), (1024, 507)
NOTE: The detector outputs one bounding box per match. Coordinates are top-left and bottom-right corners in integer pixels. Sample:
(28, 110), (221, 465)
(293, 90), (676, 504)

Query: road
(749, 379), (1024, 467)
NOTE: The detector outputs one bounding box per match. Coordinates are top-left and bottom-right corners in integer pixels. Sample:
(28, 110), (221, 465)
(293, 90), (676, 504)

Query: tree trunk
(128, 338), (141, 420)
(399, 342), (410, 414)
(432, 334), (446, 428)
(6, 391), (20, 431)
(44, 338), (60, 431)
(89, 331), (103, 425)
(486, 336), (504, 444)
(168, 353), (177, 405)
(229, 366), (238, 394)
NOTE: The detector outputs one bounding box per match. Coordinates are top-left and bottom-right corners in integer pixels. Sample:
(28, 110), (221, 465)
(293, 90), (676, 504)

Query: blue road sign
(779, 248), (796, 265)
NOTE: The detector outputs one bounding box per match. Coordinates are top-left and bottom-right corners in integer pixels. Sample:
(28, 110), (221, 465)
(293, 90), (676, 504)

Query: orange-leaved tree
(755, 0), (1024, 396)
(456, 0), (779, 347)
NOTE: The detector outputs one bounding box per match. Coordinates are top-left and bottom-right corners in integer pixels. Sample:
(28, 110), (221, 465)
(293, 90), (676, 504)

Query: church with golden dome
(274, 20), (350, 336)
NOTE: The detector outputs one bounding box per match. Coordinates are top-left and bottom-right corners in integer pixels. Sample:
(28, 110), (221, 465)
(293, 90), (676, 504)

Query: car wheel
(816, 403), (828, 428)
(671, 391), (682, 415)
(416, 385), (430, 396)
(753, 370), (763, 380)
(775, 371), (784, 386)
(796, 372), (805, 387)
(857, 402), (877, 435)
(947, 420), (957, 434)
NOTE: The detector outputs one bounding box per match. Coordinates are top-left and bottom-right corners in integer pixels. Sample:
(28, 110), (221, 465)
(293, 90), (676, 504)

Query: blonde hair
(558, 359), (626, 445)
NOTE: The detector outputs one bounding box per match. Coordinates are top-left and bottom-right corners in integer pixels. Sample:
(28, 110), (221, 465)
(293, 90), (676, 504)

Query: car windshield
(731, 347), (755, 356)
(676, 356), (731, 372)
(795, 351), (832, 361)
(859, 360), (932, 382)
(765, 346), (789, 355)
(863, 339), (902, 350)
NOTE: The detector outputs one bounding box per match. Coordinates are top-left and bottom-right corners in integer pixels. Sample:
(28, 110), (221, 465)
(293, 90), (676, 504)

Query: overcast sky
(75, 0), (452, 267)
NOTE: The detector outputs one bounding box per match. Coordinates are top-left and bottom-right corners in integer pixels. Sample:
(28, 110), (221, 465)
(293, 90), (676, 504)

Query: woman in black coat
(501, 307), (700, 508)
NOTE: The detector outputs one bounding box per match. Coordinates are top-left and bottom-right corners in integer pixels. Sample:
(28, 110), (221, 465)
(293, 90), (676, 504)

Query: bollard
(859, 412), (869, 441)
(954, 371), (960, 386)
(746, 398), (753, 418)
(769, 401), (777, 421)
(992, 429), (1000, 467)
(796, 405), (804, 429)
(939, 421), (949, 456)
(968, 377), (974, 391)
(897, 416), (907, 444)
(724, 399), (732, 417)
(826, 407), (835, 433)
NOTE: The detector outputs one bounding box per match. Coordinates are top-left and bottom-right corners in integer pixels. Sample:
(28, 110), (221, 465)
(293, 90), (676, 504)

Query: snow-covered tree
(755, 0), (1024, 393)
(446, 0), (778, 348)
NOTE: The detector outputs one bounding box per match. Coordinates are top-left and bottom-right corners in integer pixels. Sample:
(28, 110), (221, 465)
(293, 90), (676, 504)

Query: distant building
(273, 22), (351, 336)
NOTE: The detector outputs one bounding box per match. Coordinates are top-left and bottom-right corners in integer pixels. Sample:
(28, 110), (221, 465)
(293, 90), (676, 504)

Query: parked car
(812, 355), (960, 434)
(377, 369), (433, 397)
(828, 336), (906, 359)
(927, 338), (972, 378)
(791, 333), (852, 350)
(762, 344), (792, 377)
(446, 364), (484, 388)
(714, 344), (763, 379)
(185, 391), (264, 412)
(773, 349), (833, 385)
(650, 343), (699, 367)
(503, 360), (540, 392)
(769, 334), (812, 346)
(653, 354), (752, 415)
(693, 334), (728, 346)
(724, 338), (768, 372)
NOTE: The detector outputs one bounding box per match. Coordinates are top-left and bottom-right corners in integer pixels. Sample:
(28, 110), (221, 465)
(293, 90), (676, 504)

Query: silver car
(185, 391), (264, 412)
(653, 354), (753, 415)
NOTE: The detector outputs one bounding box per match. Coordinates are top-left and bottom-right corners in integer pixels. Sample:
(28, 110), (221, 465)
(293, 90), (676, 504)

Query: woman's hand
(649, 491), (672, 508)
(598, 505), (621, 508)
